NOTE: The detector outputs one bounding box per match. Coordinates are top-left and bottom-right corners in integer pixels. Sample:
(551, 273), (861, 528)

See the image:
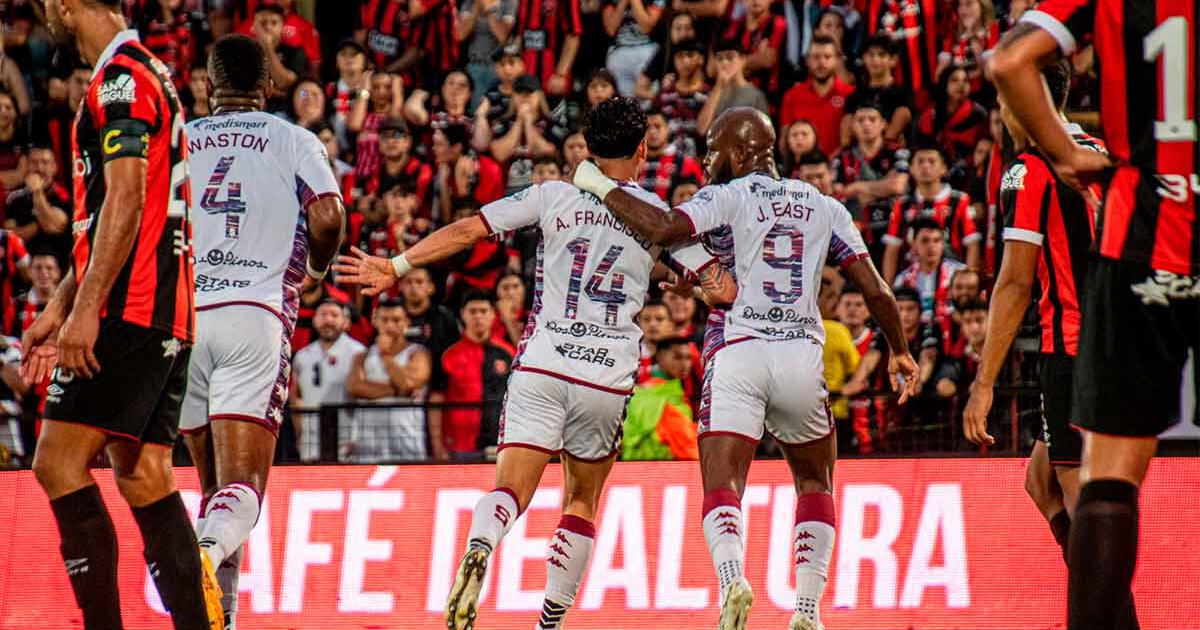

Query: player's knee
(1024, 463), (1053, 508)
(32, 449), (78, 494)
(113, 456), (174, 504)
(795, 476), (830, 496)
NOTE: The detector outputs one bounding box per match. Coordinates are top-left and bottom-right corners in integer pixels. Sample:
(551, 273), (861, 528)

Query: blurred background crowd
(0, 0), (1100, 466)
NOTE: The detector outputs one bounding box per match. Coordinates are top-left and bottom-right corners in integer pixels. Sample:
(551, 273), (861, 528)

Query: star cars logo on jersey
(97, 74), (136, 106)
(545, 321), (630, 340)
(1001, 163), (1026, 192)
(740, 306), (818, 327)
(202, 250), (268, 269)
(1130, 271), (1200, 306)
(756, 327), (821, 342)
(195, 274), (251, 293)
(553, 342), (616, 367)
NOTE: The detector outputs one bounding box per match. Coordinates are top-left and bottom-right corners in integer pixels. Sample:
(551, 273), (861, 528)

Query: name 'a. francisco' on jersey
(676, 173), (869, 346)
(186, 111), (341, 326)
(479, 180), (715, 393)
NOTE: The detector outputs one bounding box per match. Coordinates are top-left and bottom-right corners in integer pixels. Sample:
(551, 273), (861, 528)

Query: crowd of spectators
(0, 0), (1095, 466)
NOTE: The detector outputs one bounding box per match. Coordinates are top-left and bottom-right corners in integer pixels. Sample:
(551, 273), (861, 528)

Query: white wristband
(572, 159), (618, 200)
(305, 259), (328, 281)
(390, 252), (413, 278)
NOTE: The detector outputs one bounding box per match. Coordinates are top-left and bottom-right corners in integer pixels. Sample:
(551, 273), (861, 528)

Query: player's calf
(536, 515), (595, 630)
(702, 487), (746, 594)
(791, 492), (835, 629)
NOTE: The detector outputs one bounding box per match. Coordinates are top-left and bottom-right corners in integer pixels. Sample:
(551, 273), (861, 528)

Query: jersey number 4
(200, 156), (247, 214)
(564, 237), (626, 327)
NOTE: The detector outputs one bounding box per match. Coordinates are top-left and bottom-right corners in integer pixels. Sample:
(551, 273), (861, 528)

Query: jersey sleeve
(957, 193), (982, 244)
(674, 183), (734, 236)
(661, 240), (718, 280)
(882, 199), (905, 246)
(93, 62), (159, 163)
(828, 197), (871, 269)
(294, 130), (343, 204)
(1020, 0), (1096, 56)
(478, 184), (544, 234)
(1002, 158), (1051, 246)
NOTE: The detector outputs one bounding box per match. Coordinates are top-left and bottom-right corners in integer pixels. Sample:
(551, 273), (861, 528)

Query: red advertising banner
(1, 458), (1198, 629)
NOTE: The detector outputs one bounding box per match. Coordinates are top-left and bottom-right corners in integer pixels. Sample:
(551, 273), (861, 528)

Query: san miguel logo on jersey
(97, 75), (136, 106)
(1001, 163), (1026, 192)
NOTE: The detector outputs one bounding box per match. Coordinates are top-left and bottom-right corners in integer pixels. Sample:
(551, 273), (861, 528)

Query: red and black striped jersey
(867, 0), (939, 99)
(515, 0), (582, 89)
(0, 230), (28, 334)
(408, 0), (459, 75)
(1024, 0), (1200, 275)
(360, 0), (412, 71)
(884, 185), (980, 260)
(72, 30), (193, 342)
(1001, 129), (1106, 356)
(722, 12), (787, 95)
(638, 151), (704, 202)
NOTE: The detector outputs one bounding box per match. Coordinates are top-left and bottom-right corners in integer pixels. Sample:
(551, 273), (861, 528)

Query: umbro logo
(64, 558), (89, 576)
(162, 338), (182, 358)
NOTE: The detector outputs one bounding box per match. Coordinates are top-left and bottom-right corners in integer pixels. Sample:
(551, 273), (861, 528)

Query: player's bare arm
(695, 262), (737, 306)
(992, 23), (1112, 188)
(305, 195), (346, 276)
(573, 160), (694, 245)
(20, 266), (76, 384)
(59, 157), (147, 378)
(843, 256), (920, 403)
(964, 241), (1038, 445)
(333, 215), (490, 295)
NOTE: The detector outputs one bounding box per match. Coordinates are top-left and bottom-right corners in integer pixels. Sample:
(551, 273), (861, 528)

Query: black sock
(1049, 509), (1071, 563)
(1068, 480), (1141, 630)
(131, 492), (209, 630)
(50, 485), (123, 630)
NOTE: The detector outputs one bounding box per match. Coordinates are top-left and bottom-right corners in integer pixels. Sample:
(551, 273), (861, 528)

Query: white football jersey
(186, 111), (341, 322)
(480, 180), (714, 392)
(677, 173), (869, 346)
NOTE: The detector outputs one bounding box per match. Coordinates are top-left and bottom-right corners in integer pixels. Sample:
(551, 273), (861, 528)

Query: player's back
(186, 111), (336, 322)
(678, 173), (869, 347)
(480, 180), (687, 392)
(1025, 0), (1198, 274)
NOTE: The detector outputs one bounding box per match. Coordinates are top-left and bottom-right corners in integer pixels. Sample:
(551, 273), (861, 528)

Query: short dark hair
(840, 283), (862, 297)
(713, 39), (744, 56)
(209, 34), (269, 94)
(461, 290), (495, 310)
(377, 298), (407, 314)
(584, 96), (647, 160)
(439, 122), (471, 151)
(809, 33), (839, 52)
(797, 150), (830, 168)
(644, 106), (668, 123)
(254, 1), (285, 16)
(317, 298), (351, 318)
(911, 142), (949, 164)
(911, 217), (943, 237)
(654, 336), (691, 356)
(641, 299), (669, 313)
(532, 154), (562, 169)
(894, 287), (921, 304)
(1043, 60), (1072, 111)
(863, 34), (897, 57)
(668, 176), (701, 199)
(956, 298), (988, 315)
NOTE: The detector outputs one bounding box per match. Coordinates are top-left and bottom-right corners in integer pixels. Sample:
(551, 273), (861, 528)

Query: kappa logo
(98, 74), (136, 106)
(548, 557), (567, 570)
(208, 502), (234, 514)
(549, 543), (570, 558)
(1001, 163), (1027, 192)
(554, 531), (573, 546)
(795, 530), (815, 540)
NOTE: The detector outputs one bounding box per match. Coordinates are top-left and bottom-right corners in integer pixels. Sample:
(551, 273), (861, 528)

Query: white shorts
(498, 368), (629, 461)
(698, 338), (833, 445)
(181, 305), (291, 435)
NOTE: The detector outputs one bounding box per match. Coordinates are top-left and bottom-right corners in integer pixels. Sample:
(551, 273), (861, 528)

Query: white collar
(93, 29), (140, 77)
(1063, 122), (1085, 137)
(915, 183), (951, 203)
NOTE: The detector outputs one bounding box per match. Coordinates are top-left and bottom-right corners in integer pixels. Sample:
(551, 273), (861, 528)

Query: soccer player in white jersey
(574, 107), (920, 630)
(180, 34), (345, 630)
(335, 97), (736, 630)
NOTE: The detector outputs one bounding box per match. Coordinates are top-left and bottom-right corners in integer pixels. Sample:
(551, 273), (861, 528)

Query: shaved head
(703, 107), (778, 183)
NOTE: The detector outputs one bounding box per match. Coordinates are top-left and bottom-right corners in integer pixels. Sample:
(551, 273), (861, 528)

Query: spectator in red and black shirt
(0, 229), (29, 333)
(4, 147), (70, 268)
(365, 119), (434, 218)
(893, 218), (966, 325)
(10, 252), (58, 337)
(349, 71), (407, 186)
(39, 67), (90, 192)
(842, 35), (915, 147)
(404, 70), (492, 154)
(935, 0), (999, 95)
(252, 3), (309, 106)
(129, 0), (194, 90)
(917, 66), (989, 168)
(433, 122), (504, 223)
(406, 0), (459, 90)
(652, 38), (709, 158)
(235, 0), (322, 74)
(357, 0), (420, 80)
(867, 0), (938, 105)
(489, 76), (566, 193)
(328, 39), (372, 151)
(0, 91), (28, 200)
(833, 100), (910, 262)
(514, 0), (582, 98)
(882, 144), (980, 283)
(434, 291), (513, 457)
(780, 35), (854, 157)
(638, 108), (704, 201)
(722, 0), (787, 97)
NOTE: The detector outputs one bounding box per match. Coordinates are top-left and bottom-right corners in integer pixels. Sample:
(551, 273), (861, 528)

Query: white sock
(702, 488), (745, 595)
(793, 492), (836, 623)
(198, 483), (261, 566)
(218, 546), (243, 629)
(536, 515), (595, 630)
(466, 487), (521, 553)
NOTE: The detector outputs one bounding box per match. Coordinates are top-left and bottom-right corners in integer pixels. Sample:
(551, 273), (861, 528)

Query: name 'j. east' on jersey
(186, 111), (341, 323)
(676, 173), (870, 345)
(1023, 0), (1200, 275)
(479, 180), (715, 393)
(72, 30), (193, 341)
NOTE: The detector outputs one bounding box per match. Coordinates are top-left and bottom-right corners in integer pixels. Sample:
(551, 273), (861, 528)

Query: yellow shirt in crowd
(823, 319), (860, 421)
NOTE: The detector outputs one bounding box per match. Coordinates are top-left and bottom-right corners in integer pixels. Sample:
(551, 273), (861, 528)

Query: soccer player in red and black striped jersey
(24, 0), (216, 629)
(963, 61), (1141, 630)
(993, 3), (1199, 627)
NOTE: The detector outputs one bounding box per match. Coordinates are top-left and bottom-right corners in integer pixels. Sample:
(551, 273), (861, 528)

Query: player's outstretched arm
(963, 241), (1038, 445)
(334, 215), (490, 296)
(573, 160), (694, 245)
(305, 196), (347, 279)
(991, 23), (1111, 189)
(843, 256), (920, 403)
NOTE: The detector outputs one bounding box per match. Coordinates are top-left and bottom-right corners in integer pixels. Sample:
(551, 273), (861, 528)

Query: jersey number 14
(564, 237), (627, 327)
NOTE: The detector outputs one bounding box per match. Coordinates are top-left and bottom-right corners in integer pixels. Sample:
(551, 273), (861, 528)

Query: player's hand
(333, 246), (400, 297)
(20, 309), (62, 385)
(56, 310), (100, 379)
(888, 352), (920, 405)
(658, 271), (695, 299)
(963, 380), (996, 446)
(1050, 145), (1114, 192)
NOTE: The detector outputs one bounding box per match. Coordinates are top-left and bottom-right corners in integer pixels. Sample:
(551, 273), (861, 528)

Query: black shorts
(43, 318), (191, 445)
(1074, 258), (1200, 437)
(1039, 353), (1081, 465)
